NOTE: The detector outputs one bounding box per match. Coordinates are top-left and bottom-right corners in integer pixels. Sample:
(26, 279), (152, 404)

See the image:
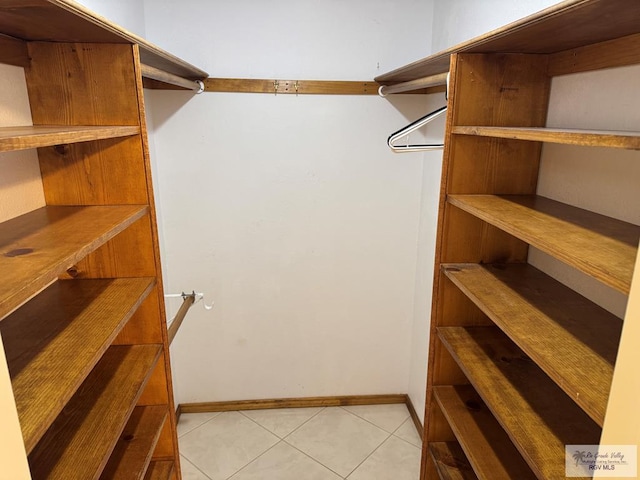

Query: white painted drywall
(531, 64), (640, 319)
(142, 0), (437, 404)
(0, 64), (45, 223)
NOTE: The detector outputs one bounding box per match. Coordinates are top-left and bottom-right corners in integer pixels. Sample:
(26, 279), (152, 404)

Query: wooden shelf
(447, 195), (640, 294)
(100, 406), (168, 480)
(0, 205), (148, 319)
(452, 126), (640, 150)
(144, 461), (175, 480)
(443, 263), (621, 426)
(438, 326), (600, 479)
(1, 277), (155, 452)
(429, 442), (478, 480)
(0, 0), (207, 80)
(28, 345), (162, 480)
(375, 0), (640, 84)
(434, 385), (536, 480)
(0, 125), (141, 152)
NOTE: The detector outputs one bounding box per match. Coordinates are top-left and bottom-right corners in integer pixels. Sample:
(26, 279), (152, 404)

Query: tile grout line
(210, 411), (281, 479)
(239, 405), (327, 440)
(177, 411), (223, 439)
(180, 454), (215, 480)
(281, 437), (347, 479)
(223, 439), (288, 480)
(391, 418), (423, 449)
(338, 405), (409, 436)
(342, 430), (394, 479)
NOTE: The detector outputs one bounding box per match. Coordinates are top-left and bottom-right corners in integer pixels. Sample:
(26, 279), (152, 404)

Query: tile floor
(177, 403), (422, 480)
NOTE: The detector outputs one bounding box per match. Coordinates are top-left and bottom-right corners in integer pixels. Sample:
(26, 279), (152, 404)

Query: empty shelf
(452, 126), (640, 150)
(447, 195), (640, 294)
(144, 461), (174, 480)
(0, 205), (148, 319)
(0, 125), (140, 152)
(28, 345), (162, 480)
(429, 442), (478, 480)
(2, 277), (155, 452)
(100, 406), (168, 480)
(434, 385), (536, 480)
(438, 326), (600, 480)
(443, 263), (621, 425)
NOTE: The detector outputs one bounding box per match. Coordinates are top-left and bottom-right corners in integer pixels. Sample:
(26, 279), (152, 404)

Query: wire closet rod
(378, 72), (448, 96)
(141, 63), (205, 93)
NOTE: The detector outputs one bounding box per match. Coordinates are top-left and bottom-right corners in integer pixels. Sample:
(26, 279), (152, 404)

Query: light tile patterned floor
(178, 404), (422, 480)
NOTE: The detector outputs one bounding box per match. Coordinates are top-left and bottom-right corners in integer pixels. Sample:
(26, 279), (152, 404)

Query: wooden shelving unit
(100, 406), (168, 480)
(0, 1), (208, 478)
(376, 1), (640, 479)
(434, 386), (536, 480)
(2, 278), (156, 452)
(442, 263), (621, 425)
(144, 461), (175, 480)
(428, 442), (477, 480)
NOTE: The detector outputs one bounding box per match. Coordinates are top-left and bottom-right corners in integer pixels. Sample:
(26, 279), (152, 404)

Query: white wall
(143, 0), (436, 404)
(0, 64), (44, 223)
(531, 64), (640, 318)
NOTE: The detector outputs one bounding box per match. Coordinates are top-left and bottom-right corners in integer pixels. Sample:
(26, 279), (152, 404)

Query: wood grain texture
(38, 137), (150, 206)
(26, 43), (151, 206)
(420, 51), (549, 480)
(2, 278), (155, 453)
(448, 195), (640, 294)
(132, 44), (181, 466)
(180, 394), (408, 413)
(438, 326), (600, 480)
(405, 395), (424, 441)
(375, 0), (640, 83)
(73, 214), (157, 280)
(204, 78), (381, 95)
(0, 205), (147, 319)
(144, 461), (174, 480)
(26, 43), (140, 126)
(548, 32), (640, 76)
(0, 0), (206, 79)
(446, 54), (548, 196)
(453, 126), (640, 150)
(0, 33), (29, 68)
(434, 385), (536, 480)
(429, 442), (478, 480)
(28, 345), (162, 480)
(443, 263), (622, 426)
(167, 295), (195, 345)
(141, 64), (201, 92)
(100, 406), (168, 480)
(0, 125), (140, 152)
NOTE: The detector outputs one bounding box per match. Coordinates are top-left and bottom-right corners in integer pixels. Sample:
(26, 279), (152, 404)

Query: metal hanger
(386, 105), (447, 152)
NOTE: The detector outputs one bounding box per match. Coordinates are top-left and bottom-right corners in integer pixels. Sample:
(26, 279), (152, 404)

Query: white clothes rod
(378, 72), (448, 96)
(141, 63), (205, 93)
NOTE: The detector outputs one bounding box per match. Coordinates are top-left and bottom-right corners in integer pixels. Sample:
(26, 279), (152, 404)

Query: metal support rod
(378, 72), (448, 96)
(167, 293), (196, 345)
(141, 63), (204, 92)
